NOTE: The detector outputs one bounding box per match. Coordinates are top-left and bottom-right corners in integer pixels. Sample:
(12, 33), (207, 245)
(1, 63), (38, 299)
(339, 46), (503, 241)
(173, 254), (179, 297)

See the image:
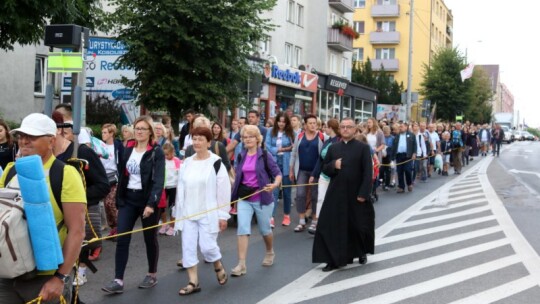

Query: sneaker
(73, 272), (87, 286)
(158, 225), (167, 235)
(270, 217), (275, 229)
(138, 275), (158, 289)
(282, 215), (291, 226)
(165, 226), (175, 236)
(102, 280), (124, 294)
(89, 247), (102, 261)
(230, 206), (237, 215)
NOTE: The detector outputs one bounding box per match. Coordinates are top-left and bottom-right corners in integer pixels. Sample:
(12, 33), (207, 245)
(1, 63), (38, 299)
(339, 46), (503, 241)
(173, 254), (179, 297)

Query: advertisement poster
(61, 37), (138, 124)
(376, 104), (406, 122)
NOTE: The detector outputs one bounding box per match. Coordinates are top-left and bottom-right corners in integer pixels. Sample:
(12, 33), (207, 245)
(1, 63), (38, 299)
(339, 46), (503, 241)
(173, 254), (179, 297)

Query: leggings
(115, 191), (160, 279)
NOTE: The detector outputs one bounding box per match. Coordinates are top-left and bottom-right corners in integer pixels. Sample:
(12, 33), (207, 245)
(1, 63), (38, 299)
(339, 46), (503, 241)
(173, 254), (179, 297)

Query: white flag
(460, 63), (475, 82)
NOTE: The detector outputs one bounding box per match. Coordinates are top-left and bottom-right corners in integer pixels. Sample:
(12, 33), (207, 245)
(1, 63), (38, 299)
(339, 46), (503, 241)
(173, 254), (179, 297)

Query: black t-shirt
(0, 142), (16, 170)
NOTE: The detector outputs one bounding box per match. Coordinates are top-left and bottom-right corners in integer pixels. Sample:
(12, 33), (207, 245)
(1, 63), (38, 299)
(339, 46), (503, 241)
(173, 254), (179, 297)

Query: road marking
(419, 199), (488, 214)
(400, 205), (492, 227)
(350, 255), (521, 304)
(447, 276), (539, 304)
(508, 168), (540, 179)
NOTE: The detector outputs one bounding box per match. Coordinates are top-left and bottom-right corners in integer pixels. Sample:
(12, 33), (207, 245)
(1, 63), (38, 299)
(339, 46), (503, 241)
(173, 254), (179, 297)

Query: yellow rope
(26, 295), (67, 304)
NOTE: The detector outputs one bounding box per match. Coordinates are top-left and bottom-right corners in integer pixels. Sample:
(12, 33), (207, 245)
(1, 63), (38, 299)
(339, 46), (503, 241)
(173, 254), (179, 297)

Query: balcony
(371, 59), (399, 71)
(370, 31), (400, 44)
(327, 28), (353, 52)
(329, 0), (355, 13)
(371, 4), (400, 17)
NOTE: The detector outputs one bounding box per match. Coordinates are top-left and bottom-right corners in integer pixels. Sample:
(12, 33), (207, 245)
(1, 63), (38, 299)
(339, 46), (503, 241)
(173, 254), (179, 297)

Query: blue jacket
(265, 127), (294, 174)
(232, 148), (282, 205)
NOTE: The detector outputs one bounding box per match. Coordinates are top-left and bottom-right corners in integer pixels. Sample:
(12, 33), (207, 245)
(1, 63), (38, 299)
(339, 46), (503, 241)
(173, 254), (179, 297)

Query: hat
(11, 113), (57, 136)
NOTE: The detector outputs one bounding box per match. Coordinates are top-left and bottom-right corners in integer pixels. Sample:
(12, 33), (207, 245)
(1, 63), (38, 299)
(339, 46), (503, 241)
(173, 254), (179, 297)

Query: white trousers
(316, 178), (330, 218)
(181, 217), (222, 268)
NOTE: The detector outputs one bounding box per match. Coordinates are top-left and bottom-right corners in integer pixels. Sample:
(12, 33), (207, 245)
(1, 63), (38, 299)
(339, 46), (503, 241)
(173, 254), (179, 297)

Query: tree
(352, 58), (402, 105)
(0, 0), (105, 51)
(108, 0), (276, 123)
(420, 48), (470, 121)
(420, 47), (493, 123)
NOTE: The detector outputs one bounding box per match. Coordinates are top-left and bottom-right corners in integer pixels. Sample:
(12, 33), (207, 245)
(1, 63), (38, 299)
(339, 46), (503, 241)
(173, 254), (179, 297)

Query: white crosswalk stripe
(259, 156), (540, 304)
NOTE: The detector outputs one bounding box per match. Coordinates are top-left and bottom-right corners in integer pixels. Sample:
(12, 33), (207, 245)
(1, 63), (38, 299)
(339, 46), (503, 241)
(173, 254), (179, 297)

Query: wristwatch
(53, 271), (70, 284)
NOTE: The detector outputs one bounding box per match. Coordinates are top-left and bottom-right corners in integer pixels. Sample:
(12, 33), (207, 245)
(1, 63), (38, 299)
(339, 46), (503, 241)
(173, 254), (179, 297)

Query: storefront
(316, 74), (377, 123)
(258, 64), (319, 123)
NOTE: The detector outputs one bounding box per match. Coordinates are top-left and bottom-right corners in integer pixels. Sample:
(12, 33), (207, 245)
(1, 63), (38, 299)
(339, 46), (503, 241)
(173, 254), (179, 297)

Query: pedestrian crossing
(259, 156), (540, 304)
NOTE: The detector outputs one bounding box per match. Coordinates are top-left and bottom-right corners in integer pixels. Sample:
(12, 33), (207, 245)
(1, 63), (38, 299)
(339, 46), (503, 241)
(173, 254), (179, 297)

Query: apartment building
(352, 0), (453, 120)
(254, 0), (377, 123)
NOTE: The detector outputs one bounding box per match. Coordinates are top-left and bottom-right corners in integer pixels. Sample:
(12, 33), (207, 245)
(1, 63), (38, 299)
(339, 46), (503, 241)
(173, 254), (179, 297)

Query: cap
(11, 113), (57, 137)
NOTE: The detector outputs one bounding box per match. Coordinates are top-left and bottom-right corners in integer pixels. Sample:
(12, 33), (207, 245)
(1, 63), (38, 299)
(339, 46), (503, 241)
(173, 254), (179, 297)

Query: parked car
(522, 131), (535, 141)
(514, 130), (524, 141)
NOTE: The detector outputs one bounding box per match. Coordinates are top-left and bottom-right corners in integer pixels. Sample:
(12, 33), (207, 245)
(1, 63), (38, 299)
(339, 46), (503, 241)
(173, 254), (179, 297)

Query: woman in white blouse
(174, 127), (231, 295)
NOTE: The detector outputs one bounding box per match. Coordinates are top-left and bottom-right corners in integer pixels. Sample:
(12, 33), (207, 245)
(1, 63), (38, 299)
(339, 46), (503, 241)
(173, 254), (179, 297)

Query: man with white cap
(0, 113), (87, 304)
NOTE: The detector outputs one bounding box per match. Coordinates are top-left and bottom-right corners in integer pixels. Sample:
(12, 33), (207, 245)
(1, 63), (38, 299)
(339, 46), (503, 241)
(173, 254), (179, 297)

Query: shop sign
(325, 75), (349, 92)
(263, 64), (318, 92)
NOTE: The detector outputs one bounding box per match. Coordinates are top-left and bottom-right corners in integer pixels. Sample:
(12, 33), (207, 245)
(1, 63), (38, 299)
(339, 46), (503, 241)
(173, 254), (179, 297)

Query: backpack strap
(213, 159), (222, 175)
(4, 159), (65, 230)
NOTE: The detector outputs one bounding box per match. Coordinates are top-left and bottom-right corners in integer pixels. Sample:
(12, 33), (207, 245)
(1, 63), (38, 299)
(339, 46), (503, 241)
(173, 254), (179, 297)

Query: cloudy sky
(445, 0), (539, 128)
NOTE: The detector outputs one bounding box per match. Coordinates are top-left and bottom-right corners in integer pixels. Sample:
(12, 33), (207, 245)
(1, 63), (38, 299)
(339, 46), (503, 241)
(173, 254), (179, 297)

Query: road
(78, 141), (540, 304)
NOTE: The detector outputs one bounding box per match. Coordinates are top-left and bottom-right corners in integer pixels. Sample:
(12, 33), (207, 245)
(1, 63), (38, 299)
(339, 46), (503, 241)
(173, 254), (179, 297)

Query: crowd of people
(0, 105), (510, 303)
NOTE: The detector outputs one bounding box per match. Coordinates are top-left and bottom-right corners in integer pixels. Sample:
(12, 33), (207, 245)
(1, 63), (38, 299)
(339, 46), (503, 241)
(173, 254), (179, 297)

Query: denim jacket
(264, 127), (294, 174)
(232, 148), (282, 205)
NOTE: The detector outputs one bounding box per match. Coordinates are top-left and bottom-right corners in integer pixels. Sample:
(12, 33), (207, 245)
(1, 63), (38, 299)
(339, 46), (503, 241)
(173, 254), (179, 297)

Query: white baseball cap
(11, 113), (57, 137)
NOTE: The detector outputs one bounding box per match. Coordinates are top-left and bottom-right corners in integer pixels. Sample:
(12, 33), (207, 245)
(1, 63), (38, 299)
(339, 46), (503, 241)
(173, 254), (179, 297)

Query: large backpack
(451, 130), (463, 147)
(0, 159), (66, 279)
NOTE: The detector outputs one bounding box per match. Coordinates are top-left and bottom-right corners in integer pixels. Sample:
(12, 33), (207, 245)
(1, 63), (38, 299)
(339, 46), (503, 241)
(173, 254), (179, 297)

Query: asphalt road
(77, 141), (540, 303)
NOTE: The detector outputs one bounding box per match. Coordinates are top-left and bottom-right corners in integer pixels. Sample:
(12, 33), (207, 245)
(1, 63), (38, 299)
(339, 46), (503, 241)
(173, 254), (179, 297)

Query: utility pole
(406, 0), (414, 122)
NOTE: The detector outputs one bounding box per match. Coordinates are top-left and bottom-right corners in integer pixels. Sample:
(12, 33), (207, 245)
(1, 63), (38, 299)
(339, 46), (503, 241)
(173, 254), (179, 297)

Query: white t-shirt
(276, 131), (284, 155)
(126, 150), (145, 189)
(100, 143), (117, 174)
(165, 158), (179, 188)
(181, 157), (213, 220)
(182, 134), (192, 150)
(367, 133), (377, 150)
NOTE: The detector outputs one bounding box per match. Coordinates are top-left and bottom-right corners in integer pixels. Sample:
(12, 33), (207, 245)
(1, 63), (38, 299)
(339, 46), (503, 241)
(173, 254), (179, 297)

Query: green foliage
(85, 95), (123, 126)
(0, 0), (106, 51)
(107, 0), (277, 123)
(352, 58), (402, 104)
(420, 47), (493, 123)
(527, 128), (540, 138)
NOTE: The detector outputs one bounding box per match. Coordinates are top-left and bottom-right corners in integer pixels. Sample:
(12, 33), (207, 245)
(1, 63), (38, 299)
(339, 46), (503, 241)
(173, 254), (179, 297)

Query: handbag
(107, 172), (118, 185)
(237, 183), (257, 199)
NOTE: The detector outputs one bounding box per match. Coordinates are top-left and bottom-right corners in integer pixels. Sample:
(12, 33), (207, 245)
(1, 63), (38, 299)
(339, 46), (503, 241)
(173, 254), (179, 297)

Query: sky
(444, 0), (539, 128)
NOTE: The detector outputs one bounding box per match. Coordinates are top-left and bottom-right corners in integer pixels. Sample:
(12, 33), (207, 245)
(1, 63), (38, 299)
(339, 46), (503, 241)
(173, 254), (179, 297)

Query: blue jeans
(237, 200), (274, 236)
(272, 155), (292, 216)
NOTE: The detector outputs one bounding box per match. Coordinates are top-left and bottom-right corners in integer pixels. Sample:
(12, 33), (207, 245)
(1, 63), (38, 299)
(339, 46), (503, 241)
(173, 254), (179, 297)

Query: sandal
(294, 224), (306, 232)
(307, 223), (317, 235)
(176, 259), (185, 270)
(215, 264), (228, 286)
(179, 282), (201, 296)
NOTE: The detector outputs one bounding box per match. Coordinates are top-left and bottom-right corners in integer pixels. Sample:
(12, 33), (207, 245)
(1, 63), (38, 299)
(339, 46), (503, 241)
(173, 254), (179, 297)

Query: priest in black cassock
(312, 117), (374, 272)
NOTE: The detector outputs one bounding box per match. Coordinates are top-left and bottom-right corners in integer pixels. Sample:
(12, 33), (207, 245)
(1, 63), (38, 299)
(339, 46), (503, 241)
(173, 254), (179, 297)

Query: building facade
(352, 0), (453, 121)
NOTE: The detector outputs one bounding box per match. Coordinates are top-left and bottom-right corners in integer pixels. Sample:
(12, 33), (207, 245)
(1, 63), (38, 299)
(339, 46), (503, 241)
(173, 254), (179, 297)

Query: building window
(287, 0), (295, 23)
(353, 48), (364, 62)
(375, 48), (395, 59)
(342, 57), (348, 77)
(294, 46), (302, 67)
(34, 56), (47, 95)
(353, 21), (365, 34)
(354, 0), (366, 8)
(330, 53), (337, 74)
(378, 0), (397, 5)
(376, 21), (396, 32)
(285, 43), (293, 65)
(259, 37), (271, 56)
(297, 4), (304, 27)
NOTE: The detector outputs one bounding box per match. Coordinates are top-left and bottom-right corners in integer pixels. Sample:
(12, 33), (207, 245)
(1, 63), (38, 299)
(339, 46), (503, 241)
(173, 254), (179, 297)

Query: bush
(85, 95), (123, 126)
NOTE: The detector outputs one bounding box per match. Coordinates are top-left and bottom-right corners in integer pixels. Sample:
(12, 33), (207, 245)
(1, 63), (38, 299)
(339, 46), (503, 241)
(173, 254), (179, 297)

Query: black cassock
(312, 139), (374, 267)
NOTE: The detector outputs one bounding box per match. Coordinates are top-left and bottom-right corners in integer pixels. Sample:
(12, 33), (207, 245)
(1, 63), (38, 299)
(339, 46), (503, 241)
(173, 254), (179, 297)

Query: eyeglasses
(242, 135), (256, 140)
(339, 125), (356, 130)
(135, 127), (149, 132)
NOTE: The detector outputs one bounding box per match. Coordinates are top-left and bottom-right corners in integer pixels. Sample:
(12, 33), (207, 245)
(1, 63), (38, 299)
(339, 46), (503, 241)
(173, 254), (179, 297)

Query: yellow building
(352, 0), (453, 121)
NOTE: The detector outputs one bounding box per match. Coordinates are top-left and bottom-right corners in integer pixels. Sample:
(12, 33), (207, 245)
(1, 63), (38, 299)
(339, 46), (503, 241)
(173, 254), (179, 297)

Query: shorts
(236, 200), (274, 236)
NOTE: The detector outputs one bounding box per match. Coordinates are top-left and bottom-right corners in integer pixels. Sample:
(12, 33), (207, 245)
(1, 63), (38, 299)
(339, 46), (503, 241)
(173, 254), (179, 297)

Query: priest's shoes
(322, 264), (338, 272)
(359, 254), (367, 265)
